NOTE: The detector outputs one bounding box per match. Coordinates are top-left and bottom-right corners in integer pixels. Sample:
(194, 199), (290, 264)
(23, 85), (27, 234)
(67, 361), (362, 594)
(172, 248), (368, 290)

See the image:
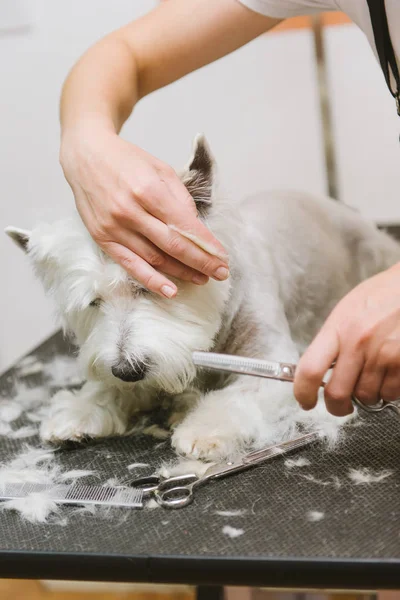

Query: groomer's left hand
(294, 263), (400, 416)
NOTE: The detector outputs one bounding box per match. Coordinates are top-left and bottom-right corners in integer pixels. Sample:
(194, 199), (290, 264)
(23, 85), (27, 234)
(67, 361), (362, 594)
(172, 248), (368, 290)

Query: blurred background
(1, 0), (399, 374)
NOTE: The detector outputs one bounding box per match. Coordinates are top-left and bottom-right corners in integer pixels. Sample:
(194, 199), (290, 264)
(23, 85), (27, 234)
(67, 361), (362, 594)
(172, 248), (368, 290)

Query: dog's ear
(5, 227), (31, 252)
(181, 134), (215, 218)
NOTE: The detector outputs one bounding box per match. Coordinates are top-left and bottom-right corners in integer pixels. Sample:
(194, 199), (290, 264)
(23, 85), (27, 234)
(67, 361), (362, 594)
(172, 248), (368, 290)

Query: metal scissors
(131, 431), (321, 509)
(192, 351), (400, 417)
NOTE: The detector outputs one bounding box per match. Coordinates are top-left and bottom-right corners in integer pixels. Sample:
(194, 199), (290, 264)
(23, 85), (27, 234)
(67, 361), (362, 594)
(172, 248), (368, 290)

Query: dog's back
(219, 190), (400, 348)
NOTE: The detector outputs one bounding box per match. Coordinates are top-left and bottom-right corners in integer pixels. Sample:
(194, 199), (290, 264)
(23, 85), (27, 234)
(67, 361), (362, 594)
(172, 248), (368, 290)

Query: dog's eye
(89, 298), (101, 308)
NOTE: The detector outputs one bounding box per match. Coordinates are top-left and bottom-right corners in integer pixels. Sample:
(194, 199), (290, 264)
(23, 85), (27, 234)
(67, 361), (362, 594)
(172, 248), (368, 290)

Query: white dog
(6, 136), (400, 460)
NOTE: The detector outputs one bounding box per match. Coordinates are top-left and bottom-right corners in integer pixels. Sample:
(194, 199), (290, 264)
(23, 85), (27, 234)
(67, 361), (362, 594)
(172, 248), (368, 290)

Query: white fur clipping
(222, 525), (244, 539)
(348, 468), (392, 485)
(17, 360), (44, 378)
(0, 422), (12, 436)
(8, 446), (56, 469)
(146, 498), (160, 510)
(127, 463), (150, 471)
(102, 477), (124, 487)
(16, 355), (40, 369)
(10, 382), (50, 411)
(0, 384), (45, 440)
(42, 356), (84, 388)
(307, 510), (324, 522)
(215, 510), (246, 517)
(142, 425), (170, 440)
(7, 425), (38, 439)
(2, 494), (60, 524)
(0, 401), (22, 423)
(0, 354), (87, 446)
(284, 457), (311, 469)
(157, 458), (212, 479)
(0, 445), (95, 523)
(0, 384), (46, 440)
(58, 469), (95, 482)
(298, 474), (342, 489)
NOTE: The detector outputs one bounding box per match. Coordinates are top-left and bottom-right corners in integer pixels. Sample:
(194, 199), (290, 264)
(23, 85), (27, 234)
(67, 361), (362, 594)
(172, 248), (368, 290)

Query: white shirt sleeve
(238, 0), (400, 109)
(238, 0), (339, 19)
(237, 0), (400, 67)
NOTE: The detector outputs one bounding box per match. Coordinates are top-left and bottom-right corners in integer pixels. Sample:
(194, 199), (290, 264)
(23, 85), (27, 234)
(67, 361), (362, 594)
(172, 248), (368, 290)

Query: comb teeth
(193, 352), (280, 377)
(0, 483), (144, 508)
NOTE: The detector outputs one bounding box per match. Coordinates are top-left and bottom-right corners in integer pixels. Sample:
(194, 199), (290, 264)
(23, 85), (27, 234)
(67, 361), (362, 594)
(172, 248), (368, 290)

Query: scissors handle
(155, 475), (200, 509)
(351, 394), (400, 415)
(154, 484), (195, 509)
(130, 473), (198, 497)
(129, 475), (160, 496)
(319, 363), (400, 415)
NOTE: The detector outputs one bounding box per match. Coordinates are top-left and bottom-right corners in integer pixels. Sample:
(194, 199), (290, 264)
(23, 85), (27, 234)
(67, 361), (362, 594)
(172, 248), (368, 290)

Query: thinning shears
(192, 351), (400, 417)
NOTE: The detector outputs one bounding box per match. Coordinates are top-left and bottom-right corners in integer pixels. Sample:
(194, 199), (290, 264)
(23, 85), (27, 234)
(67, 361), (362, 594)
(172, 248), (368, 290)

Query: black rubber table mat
(1, 332), (400, 588)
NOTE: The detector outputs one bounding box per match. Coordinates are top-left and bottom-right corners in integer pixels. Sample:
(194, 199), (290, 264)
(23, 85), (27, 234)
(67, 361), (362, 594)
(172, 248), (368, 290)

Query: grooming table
(1, 332), (400, 592)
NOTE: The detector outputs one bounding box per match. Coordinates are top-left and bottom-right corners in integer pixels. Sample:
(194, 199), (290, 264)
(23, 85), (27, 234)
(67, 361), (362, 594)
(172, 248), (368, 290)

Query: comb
(0, 482), (144, 509)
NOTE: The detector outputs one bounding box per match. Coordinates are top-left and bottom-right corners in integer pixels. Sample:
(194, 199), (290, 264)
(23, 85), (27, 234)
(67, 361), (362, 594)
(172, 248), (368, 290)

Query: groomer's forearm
(60, 34), (139, 136)
(60, 0), (281, 140)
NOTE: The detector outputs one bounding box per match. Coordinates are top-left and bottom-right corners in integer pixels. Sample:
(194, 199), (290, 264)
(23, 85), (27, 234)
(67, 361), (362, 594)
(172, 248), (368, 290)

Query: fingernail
(161, 285), (176, 298)
(213, 267), (230, 281)
(192, 274), (209, 285)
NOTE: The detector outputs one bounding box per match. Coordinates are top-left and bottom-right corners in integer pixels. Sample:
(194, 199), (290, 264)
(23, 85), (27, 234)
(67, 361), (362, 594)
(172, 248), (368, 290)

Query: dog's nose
(111, 360), (147, 382)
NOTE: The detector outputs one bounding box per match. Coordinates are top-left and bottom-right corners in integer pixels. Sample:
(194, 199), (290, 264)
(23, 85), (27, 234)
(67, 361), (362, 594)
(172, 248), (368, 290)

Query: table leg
(196, 585), (225, 600)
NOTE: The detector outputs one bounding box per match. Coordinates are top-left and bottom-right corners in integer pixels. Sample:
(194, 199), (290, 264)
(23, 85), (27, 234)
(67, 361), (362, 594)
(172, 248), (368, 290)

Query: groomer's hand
(294, 263), (400, 416)
(60, 123), (229, 299)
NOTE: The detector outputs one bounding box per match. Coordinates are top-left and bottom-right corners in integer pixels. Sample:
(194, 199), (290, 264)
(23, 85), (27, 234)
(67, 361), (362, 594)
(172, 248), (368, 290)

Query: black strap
(366, 0), (400, 115)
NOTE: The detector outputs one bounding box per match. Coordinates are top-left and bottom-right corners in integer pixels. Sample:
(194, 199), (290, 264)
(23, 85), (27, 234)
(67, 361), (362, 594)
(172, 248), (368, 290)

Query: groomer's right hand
(60, 124), (229, 298)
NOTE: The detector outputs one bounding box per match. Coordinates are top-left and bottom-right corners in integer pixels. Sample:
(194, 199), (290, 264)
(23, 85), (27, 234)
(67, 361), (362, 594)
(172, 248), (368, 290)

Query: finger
(324, 350), (363, 416)
(137, 214), (230, 281)
(138, 175), (228, 261)
(294, 325), (339, 410)
(100, 242), (177, 298)
(353, 363), (386, 405)
(380, 367), (400, 402)
(78, 196), (209, 286)
(109, 229), (209, 285)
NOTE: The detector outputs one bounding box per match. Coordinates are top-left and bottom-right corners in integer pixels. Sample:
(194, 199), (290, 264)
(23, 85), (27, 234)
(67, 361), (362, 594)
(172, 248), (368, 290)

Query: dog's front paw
(172, 421), (243, 461)
(40, 389), (128, 443)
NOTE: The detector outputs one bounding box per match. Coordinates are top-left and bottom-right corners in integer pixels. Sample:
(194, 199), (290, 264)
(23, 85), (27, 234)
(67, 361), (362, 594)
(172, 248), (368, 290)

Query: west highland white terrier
(6, 136), (400, 460)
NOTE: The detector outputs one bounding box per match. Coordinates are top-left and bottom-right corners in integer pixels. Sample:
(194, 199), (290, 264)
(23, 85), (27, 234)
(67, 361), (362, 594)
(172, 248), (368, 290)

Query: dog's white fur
(6, 136), (400, 460)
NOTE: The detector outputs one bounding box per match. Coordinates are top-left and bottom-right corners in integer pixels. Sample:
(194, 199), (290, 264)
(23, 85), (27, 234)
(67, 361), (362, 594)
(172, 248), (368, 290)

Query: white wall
(0, 1), (327, 373)
(325, 23), (400, 222)
(0, 1), (156, 372)
(130, 28), (327, 198)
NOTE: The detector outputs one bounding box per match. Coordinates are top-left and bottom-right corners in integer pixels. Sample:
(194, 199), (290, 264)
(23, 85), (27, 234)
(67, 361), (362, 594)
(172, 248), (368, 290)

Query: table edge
(1, 551), (400, 588)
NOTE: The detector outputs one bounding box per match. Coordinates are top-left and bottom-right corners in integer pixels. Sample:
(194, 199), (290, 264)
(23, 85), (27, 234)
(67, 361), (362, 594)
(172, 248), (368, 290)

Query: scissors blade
(201, 431), (321, 482)
(243, 431), (321, 464)
(192, 351), (296, 382)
